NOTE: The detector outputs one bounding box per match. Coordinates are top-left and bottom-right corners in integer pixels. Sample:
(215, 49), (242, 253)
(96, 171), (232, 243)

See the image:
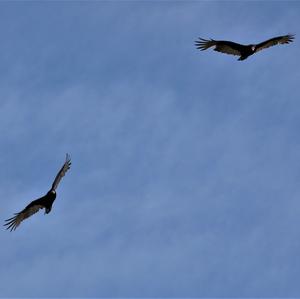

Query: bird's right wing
(195, 38), (242, 56)
(51, 154), (71, 191)
(254, 34), (295, 53)
(4, 202), (44, 231)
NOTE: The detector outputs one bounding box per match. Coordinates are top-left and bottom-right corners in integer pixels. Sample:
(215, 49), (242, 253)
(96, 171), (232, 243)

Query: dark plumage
(4, 154), (71, 231)
(195, 34), (295, 60)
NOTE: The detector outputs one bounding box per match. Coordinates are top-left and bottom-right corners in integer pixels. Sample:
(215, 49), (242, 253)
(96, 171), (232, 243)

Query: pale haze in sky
(0, 1), (300, 297)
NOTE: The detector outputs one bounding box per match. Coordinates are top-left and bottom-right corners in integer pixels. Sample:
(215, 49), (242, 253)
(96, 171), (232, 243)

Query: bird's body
(195, 34), (295, 60)
(43, 191), (57, 214)
(4, 154), (71, 231)
(26, 190), (56, 214)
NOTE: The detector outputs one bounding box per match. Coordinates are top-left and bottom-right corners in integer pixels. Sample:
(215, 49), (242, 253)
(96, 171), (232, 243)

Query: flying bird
(195, 34), (295, 60)
(4, 154), (71, 231)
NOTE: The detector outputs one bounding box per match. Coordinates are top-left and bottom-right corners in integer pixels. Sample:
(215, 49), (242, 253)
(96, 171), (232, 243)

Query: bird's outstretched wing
(51, 153), (71, 191)
(4, 200), (44, 231)
(254, 34), (295, 53)
(195, 38), (242, 56)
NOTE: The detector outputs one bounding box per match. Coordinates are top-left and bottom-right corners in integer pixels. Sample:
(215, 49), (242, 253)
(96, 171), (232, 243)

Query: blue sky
(0, 1), (300, 297)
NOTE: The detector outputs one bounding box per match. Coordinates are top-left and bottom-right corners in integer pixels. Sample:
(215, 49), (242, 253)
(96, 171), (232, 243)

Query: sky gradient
(0, 1), (300, 297)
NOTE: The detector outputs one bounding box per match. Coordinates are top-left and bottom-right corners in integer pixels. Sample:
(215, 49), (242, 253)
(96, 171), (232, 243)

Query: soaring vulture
(195, 34), (295, 60)
(4, 154), (71, 231)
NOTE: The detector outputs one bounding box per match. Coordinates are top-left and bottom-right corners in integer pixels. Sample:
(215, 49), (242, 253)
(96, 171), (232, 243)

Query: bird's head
(48, 190), (56, 195)
(250, 45), (256, 52)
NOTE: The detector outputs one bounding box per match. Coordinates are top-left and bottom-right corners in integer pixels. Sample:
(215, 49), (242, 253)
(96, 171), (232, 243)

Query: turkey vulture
(195, 34), (295, 60)
(4, 154), (71, 231)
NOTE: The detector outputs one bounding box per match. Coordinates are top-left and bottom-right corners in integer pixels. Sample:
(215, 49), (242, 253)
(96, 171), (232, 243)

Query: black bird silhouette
(4, 154), (71, 231)
(195, 34), (295, 60)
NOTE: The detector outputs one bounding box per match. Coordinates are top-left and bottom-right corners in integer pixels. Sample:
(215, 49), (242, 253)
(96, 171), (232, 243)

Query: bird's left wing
(4, 203), (44, 231)
(51, 153), (71, 191)
(254, 34), (295, 53)
(195, 38), (242, 56)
